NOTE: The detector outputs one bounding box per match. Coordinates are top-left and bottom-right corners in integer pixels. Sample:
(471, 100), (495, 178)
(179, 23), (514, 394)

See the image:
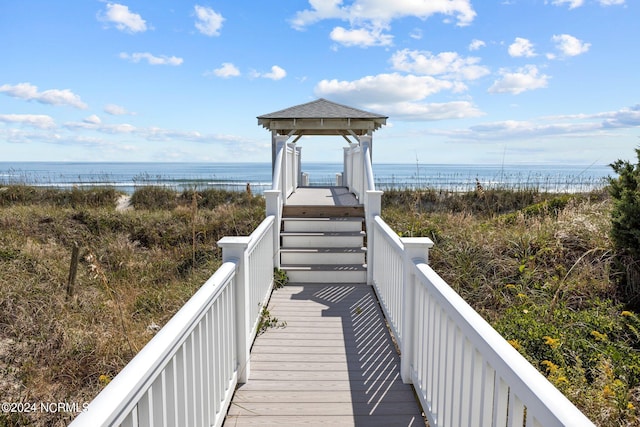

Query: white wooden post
(343, 146), (352, 190)
(264, 190), (281, 269)
(400, 237), (434, 383)
(296, 145), (302, 187)
(288, 142), (297, 194)
(218, 236), (251, 383)
(365, 190), (382, 286)
(275, 136), (288, 200)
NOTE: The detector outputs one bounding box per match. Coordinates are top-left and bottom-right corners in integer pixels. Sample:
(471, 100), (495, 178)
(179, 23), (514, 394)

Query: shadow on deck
(224, 284), (425, 426)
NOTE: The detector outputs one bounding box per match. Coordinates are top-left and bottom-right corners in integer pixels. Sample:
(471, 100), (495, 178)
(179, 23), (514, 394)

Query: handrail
(245, 215), (276, 343)
(70, 215), (277, 427)
(271, 140), (284, 192)
(363, 142), (376, 193)
(411, 262), (595, 427)
(370, 215), (595, 427)
(69, 263), (238, 427)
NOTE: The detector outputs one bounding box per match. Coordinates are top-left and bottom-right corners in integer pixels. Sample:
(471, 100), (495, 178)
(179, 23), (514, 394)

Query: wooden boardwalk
(224, 283), (425, 426)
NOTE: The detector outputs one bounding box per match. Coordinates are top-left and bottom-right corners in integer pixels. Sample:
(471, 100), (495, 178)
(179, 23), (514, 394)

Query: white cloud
(65, 120), (136, 134)
(0, 82), (88, 109)
(469, 39), (486, 51)
(119, 52), (183, 66)
(552, 34), (590, 57)
(254, 65), (287, 80)
(291, 0), (476, 29)
(446, 105), (640, 143)
(367, 101), (484, 121)
(98, 3), (148, 33)
(211, 63), (241, 78)
(315, 73), (460, 104)
(330, 26), (393, 47)
(596, 104), (640, 128)
(104, 104), (133, 115)
(0, 114), (56, 129)
(598, 0), (624, 5)
(83, 115), (101, 124)
(550, 0), (584, 9)
(488, 65), (550, 95)
(194, 5), (224, 36)
(508, 37), (536, 57)
(390, 49), (490, 80)
(314, 72), (483, 121)
(410, 29), (423, 40)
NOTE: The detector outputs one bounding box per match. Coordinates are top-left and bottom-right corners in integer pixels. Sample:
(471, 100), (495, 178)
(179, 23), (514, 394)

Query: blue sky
(1, 0), (638, 165)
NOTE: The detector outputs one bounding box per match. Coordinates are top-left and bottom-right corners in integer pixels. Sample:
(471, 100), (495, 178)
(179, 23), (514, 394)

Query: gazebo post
(271, 129), (277, 174)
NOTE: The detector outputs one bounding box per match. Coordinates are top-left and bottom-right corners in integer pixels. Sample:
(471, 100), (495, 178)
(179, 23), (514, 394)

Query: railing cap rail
(414, 262), (595, 426)
(69, 262), (237, 427)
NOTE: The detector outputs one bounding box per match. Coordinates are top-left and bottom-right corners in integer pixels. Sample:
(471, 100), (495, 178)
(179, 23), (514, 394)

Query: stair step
(281, 231), (365, 248)
(280, 247), (366, 265)
(283, 205), (364, 218)
(281, 264), (367, 284)
(282, 217), (363, 232)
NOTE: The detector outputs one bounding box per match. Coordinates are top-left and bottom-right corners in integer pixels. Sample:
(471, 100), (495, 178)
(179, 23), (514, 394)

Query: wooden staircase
(279, 206), (367, 284)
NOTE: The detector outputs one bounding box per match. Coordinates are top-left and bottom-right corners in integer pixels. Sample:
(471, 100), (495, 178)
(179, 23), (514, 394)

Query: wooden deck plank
(231, 389), (416, 403)
(232, 380), (415, 392)
(224, 415), (422, 427)
(285, 187), (360, 207)
(223, 283), (425, 427)
(227, 401), (422, 416)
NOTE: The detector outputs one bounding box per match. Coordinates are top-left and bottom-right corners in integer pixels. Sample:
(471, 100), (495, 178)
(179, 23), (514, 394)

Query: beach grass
(0, 183), (637, 426)
(0, 185), (264, 426)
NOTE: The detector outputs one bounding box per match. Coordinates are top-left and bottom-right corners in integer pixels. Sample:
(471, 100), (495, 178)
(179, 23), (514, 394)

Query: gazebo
(257, 98), (388, 170)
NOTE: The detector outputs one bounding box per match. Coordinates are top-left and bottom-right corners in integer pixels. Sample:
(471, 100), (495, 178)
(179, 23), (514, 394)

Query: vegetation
(608, 148), (640, 308)
(1, 178), (638, 426)
(0, 186), (264, 427)
(382, 187), (639, 426)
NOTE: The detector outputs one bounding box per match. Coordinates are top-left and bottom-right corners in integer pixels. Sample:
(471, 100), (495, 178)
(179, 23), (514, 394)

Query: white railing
(70, 216), (276, 427)
(369, 215), (595, 427)
(344, 137), (375, 202)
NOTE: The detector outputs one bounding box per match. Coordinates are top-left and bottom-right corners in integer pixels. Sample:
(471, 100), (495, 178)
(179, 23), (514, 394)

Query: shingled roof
(257, 98), (387, 136)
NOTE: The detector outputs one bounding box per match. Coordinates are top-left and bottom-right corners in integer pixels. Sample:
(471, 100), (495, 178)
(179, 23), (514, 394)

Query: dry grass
(2, 185), (638, 426)
(382, 188), (640, 426)
(0, 186), (264, 427)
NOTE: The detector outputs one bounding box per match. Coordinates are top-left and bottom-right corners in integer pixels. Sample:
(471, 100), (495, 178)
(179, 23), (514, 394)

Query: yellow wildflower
(628, 402), (635, 411)
(591, 330), (608, 341)
(516, 293), (526, 298)
(507, 339), (522, 351)
(621, 310), (634, 317)
(543, 336), (561, 349)
(99, 374), (111, 386)
(505, 284), (516, 289)
(541, 360), (559, 374)
(603, 385), (614, 399)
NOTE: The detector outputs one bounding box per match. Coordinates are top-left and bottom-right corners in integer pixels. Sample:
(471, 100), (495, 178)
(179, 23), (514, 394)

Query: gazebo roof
(257, 98), (387, 136)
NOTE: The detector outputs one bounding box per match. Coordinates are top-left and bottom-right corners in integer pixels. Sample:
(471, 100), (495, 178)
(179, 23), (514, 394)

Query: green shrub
(609, 149), (640, 258)
(608, 149), (640, 307)
(131, 186), (178, 210)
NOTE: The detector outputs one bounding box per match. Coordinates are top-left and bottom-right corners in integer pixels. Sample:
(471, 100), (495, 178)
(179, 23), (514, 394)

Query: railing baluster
(459, 338), (472, 427)
(493, 376), (509, 427)
(370, 214), (594, 427)
(165, 358), (176, 426)
(508, 395), (525, 427)
(121, 410), (136, 427)
(480, 362), (495, 425)
(176, 344), (187, 426)
(137, 390), (151, 427)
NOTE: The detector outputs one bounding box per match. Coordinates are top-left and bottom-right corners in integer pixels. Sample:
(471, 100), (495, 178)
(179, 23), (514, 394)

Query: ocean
(0, 161), (613, 194)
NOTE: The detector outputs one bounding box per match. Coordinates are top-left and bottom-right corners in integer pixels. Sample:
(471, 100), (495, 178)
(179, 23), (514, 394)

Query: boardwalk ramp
(224, 283), (424, 426)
